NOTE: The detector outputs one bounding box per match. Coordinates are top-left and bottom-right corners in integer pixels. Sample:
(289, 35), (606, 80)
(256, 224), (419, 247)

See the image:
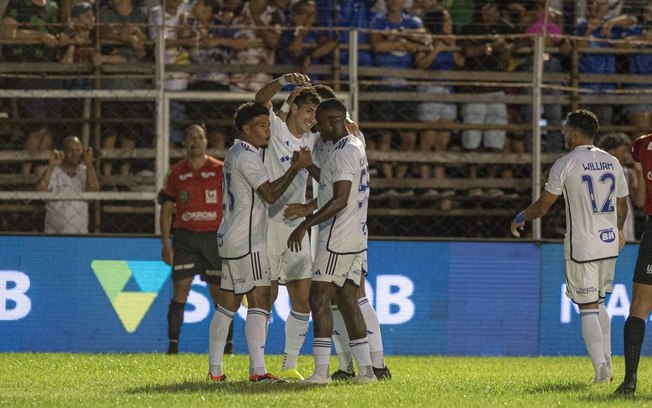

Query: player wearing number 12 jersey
(208, 102), (312, 383)
(510, 110), (628, 384)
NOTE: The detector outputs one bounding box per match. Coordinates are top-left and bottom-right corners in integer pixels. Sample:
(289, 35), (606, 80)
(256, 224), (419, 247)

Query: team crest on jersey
(180, 190), (190, 205)
(201, 172), (215, 178)
(179, 172), (193, 181)
(205, 189), (217, 204)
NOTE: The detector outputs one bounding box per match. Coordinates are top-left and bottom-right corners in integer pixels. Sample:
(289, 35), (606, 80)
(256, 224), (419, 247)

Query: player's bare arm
(254, 72), (311, 110)
(288, 180), (351, 252)
(510, 190), (559, 238)
(257, 149), (312, 204)
(159, 200), (175, 265)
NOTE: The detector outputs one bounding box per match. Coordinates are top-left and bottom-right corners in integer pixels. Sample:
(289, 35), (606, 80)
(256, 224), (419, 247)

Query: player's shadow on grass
(127, 380), (343, 395)
(582, 393), (652, 402)
(526, 382), (587, 394)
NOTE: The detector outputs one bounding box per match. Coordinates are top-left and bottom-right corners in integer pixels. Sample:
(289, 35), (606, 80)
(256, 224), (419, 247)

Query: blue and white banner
(0, 236), (643, 355)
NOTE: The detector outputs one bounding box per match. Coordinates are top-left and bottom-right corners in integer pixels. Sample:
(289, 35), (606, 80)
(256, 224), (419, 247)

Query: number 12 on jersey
(581, 172), (615, 214)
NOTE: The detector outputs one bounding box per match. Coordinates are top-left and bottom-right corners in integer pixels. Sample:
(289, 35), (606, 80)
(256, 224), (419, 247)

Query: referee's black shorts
(634, 216), (652, 285)
(172, 228), (221, 285)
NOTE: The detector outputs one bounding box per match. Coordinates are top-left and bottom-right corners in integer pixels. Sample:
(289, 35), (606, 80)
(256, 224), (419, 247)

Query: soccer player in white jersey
(287, 98), (376, 384)
(253, 73), (320, 380)
(510, 109), (629, 383)
(208, 102), (312, 383)
(285, 84), (391, 380)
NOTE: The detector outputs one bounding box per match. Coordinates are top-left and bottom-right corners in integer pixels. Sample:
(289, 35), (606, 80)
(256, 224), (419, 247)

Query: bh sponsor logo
(91, 261), (171, 333)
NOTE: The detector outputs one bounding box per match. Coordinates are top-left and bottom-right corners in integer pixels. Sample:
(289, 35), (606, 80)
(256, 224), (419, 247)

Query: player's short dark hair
(316, 98), (347, 117)
(423, 6), (447, 35)
(293, 87), (321, 108)
(234, 102), (268, 132)
(595, 132), (631, 151)
(566, 110), (599, 139)
(313, 84), (336, 100)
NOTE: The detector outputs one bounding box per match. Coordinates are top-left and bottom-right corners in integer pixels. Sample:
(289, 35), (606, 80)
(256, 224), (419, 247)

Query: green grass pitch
(2, 354), (652, 407)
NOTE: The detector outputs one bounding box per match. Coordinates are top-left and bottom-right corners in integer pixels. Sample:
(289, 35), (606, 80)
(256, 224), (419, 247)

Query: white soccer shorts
(267, 219), (312, 284)
(221, 246), (271, 295)
(564, 258), (616, 305)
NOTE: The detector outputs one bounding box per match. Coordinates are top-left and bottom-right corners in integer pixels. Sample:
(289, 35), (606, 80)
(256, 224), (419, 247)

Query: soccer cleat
(249, 373), (289, 383)
(591, 363), (612, 384)
(279, 368), (305, 381)
(207, 372), (227, 382)
(614, 376), (637, 395)
(373, 366), (392, 380)
(331, 369), (355, 381)
(352, 373), (378, 384)
(166, 341), (178, 355)
(302, 373), (332, 384)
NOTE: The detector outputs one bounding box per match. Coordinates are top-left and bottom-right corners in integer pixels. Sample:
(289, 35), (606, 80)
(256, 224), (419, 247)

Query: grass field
(2, 354), (652, 407)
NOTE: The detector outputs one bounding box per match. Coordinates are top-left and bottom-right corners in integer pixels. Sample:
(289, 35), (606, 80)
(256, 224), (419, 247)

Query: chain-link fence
(0, 1), (649, 239)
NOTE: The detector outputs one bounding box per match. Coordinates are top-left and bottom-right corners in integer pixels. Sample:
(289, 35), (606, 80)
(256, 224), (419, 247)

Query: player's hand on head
(49, 149), (64, 167)
(82, 147), (94, 165)
(284, 73), (311, 87)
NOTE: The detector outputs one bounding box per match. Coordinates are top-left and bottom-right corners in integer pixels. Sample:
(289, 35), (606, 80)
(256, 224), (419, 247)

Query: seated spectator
(1, 0), (62, 176)
(276, 0), (338, 78)
(595, 132), (641, 241)
(516, 0), (567, 153)
(180, 0), (249, 149)
(369, 0), (423, 197)
(458, 0), (513, 197)
(576, 0), (635, 126)
(35, 136), (100, 234)
(620, 2), (652, 130)
(99, 0), (151, 176)
(230, 0), (282, 92)
(415, 7), (464, 198)
(149, 0), (193, 147)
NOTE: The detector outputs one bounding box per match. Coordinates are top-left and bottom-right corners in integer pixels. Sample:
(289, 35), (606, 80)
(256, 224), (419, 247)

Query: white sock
(350, 337), (373, 377)
(580, 310), (606, 377)
(246, 308), (269, 376)
(598, 302), (611, 367)
(331, 305), (354, 373)
(313, 337), (332, 377)
(359, 297), (385, 368)
(208, 305), (235, 376)
(282, 309), (310, 370)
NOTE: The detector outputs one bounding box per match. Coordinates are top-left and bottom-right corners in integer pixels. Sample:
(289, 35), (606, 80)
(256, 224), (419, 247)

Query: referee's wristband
(513, 212), (525, 224)
(279, 75), (289, 86)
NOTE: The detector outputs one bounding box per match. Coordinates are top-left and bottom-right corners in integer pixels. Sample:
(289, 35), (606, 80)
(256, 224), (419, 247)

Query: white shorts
(221, 247), (271, 295)
(312, 250), (363, 287)
(564, 258), (616, 305)
(267, 219), (312, 284)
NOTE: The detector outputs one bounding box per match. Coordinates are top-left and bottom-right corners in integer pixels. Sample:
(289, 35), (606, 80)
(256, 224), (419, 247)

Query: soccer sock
(359, 296), (385, 368)
(208, 305), (234, 376)
(246, 308), (270, 376)
(313, 337), (332, 377)
(623, 316), (646, 380)
(331, 305), (354, 373)
(580, 310), (606, 377)
(598, 303), (611, 369)
(281, 309), (310, 371)
(167, 300), (185, 342)
(350, 337), (373, 377)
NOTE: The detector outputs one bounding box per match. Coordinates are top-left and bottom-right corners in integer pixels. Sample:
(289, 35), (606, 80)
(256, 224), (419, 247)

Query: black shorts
(172, 228), (222, 285)
(634, 216), (652, 285)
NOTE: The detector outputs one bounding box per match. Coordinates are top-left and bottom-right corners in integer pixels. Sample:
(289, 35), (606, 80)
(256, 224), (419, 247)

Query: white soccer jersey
(312, 126), (365, 170)
(545, 144), (629, 263)
(264, 109), (317, 222)
(317, 135), (369, 254)
(217, 140), (270, 259)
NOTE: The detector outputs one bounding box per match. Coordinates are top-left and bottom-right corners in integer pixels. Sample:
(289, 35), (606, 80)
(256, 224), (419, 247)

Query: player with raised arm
(614, 133), (652, 395)
(511, 110), (628, 383)
(287, 98), (376, 384)
(207, 102), (312, 383)
(284, 84), (391, 380)
(253, 73), (319, 381)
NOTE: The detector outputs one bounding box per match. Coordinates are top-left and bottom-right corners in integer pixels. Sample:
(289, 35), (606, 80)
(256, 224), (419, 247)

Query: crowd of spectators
(0, 0), (651, 207)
